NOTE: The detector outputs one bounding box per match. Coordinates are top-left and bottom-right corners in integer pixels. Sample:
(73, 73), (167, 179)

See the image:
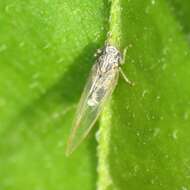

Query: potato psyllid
(66, 44), (132, 156)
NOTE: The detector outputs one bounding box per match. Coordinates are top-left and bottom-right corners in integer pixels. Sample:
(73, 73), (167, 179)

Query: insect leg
(121, 47), (127, 65)
(119, 67), (135, 86)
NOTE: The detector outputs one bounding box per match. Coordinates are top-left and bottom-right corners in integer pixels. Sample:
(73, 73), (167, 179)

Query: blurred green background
(0, 0), (190, 190)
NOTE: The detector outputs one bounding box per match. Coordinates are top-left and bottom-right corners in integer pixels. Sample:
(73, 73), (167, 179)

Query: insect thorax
(87, 44), (122, 107)
(97, 44), (122, 73)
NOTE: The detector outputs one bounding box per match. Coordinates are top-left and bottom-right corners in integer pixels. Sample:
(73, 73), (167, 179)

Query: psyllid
(66, 43), (134, 156)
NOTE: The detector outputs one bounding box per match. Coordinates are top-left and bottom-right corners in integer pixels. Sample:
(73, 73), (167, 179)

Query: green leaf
(1, 0), (190, 190)
(98, 0), (190, 190)
(0, 0), (109, 189)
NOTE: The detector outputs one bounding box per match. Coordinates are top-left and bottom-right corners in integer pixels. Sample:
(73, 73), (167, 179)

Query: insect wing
(66, 65), (119, 155)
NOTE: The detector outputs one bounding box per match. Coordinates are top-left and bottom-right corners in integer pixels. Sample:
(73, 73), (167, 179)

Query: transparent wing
(66, 64), (119, 155)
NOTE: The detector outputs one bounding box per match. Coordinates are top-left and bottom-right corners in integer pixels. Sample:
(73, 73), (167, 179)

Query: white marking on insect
(66, 43), (133, 156)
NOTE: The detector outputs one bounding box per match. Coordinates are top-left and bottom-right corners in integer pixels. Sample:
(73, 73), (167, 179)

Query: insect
(66, 43), (133, 156)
